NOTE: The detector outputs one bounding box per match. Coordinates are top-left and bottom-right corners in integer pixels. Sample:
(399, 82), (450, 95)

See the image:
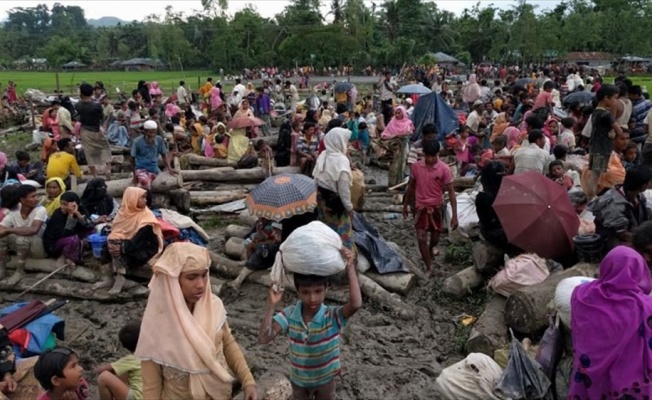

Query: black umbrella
(334, 82), (353, 93)
(563, 91), (595, 106)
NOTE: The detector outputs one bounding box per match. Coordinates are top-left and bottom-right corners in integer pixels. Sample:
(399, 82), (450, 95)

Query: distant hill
(87, 16), (129, 27)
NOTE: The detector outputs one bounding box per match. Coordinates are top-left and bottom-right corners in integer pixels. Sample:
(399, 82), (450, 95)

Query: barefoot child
(258, 249), (362, 400)
(34, 347), (88, 400)
(96, 320), (142, 400)
(403, 140), (458, 276)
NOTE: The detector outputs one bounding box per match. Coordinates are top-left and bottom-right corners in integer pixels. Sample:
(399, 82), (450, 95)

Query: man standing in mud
(403, 140), (458, 276)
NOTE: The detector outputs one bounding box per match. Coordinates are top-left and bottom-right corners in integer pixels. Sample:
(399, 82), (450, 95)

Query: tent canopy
(428, 52), (460, 64)
(410, 92), (460, 141)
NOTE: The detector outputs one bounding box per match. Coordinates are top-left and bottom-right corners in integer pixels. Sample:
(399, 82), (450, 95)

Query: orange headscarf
(108, 187), (163, 253)
(490, 113), (509, 142)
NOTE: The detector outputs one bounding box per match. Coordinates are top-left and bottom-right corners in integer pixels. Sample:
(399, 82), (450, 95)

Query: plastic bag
(446, 191), (478, 237)
(352, 213), (407, 274)
(553, 277), (596, 329)
(270, 221), (346, 291)
(535, 314), (563, 380)
(494, 336), (551, 399)
(435, 353), (507, 400)
(489, 253), (549, 297)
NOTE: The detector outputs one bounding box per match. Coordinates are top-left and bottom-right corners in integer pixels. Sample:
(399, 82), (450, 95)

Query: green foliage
(444, 241), (474, 266)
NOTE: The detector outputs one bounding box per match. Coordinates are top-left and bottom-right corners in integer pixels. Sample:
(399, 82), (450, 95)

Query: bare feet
(92, 277), (114, 291)
(108, 274), (126, 295)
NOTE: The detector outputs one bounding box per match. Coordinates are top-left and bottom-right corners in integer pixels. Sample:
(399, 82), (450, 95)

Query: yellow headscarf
(40, 177), (66, 217)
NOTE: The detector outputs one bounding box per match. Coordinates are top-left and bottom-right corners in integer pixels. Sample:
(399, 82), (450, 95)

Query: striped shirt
(273, 302), (347, 388)
(630, 98), (652, 137)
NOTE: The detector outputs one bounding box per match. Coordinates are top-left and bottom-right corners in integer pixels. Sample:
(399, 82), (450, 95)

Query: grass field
(0, 70), (215, 95)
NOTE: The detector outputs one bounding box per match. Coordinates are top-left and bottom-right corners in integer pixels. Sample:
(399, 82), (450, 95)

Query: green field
(0, 70), (215, 95)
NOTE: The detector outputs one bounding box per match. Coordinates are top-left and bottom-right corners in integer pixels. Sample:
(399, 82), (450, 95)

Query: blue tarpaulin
(410, 92), (460, 141)
(0, 303), (64, 357)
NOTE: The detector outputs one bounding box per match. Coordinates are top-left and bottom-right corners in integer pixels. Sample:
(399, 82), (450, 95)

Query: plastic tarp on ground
(0, 303), (65, 357)
(352, 213), (408, 274)
(410, 92), (460, 141)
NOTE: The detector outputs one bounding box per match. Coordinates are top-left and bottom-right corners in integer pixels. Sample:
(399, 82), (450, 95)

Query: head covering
(136, 243), (233, 399)
(381, 106), (415, 139)
(490, 113), (509, 141)
(318, 110), (332, 128)
(144, 120), (158, 130)
(405, 98), (413, 105)
(40, 177), (66, 217)
(0, 152), (7, 172)
(463, 74), (482, 103)
(81, 178), (115, 217)
(313, 128), (352, 187)
(166, 103), (182, 118)
(108, 187), (162, 251)
(569, 246), (652, 398)
(504, 127), (522, 149)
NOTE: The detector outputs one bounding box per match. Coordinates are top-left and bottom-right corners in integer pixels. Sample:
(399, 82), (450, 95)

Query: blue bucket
(88, 234), (107, 259)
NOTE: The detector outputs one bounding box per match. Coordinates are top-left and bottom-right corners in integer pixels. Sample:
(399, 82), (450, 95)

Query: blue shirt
(273, 301), (347, 388)
(131, 136), (168, 174)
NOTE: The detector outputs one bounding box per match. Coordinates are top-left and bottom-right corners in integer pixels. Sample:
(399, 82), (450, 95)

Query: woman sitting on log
(42, 192), (94, 268)
(39, 178), (65, 218)
(569, 246), (652, 398)
(136, 242), (257, 400)
(94, 187), (163, 295)
(313, 128), (355, 251)
(80, 178), (119, 224)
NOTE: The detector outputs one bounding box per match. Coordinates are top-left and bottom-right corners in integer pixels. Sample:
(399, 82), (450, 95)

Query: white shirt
(378, 77), (395, 101)
(1, 206), (48, 237)
(559, 129), (576, 149)
(233, 84), (246, 104)
(466, 111), (482, 133)
(176, 86), (188, 104)
(289, 85), (299, 101)
(513, 144), (551, 175)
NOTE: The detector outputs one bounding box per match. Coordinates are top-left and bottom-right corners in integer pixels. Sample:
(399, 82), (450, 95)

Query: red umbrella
(227, 116), (265, 130)
(493, 170), (580, 258)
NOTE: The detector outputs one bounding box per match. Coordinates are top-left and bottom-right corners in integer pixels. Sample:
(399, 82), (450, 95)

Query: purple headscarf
(570, 246), (652, 398)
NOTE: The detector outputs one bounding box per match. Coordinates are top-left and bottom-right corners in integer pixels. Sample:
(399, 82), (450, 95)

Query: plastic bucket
(573, 234), (603, 263)
(88, 234), (107, 259)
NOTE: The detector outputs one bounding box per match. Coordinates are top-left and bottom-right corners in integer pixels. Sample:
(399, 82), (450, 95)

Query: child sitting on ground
(96, 320), (142, 400)
(548, 160), (573, 191)
(259, 249), (362, 400)
(256, 139), (274, 177)
(34, 347), (88, 400)
(623, 142), (638, 170)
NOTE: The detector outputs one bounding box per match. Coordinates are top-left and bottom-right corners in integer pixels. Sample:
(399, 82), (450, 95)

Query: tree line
(0, 0), (651, 72)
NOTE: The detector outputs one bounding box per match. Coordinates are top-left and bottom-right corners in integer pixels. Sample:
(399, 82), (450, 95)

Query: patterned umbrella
(246, 174), (317, 222)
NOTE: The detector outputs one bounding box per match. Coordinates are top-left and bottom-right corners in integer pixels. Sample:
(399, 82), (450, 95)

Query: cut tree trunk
(181, 153), (234, 169)
(465, 295), (509, 356)
(442, 266), (484, 299)
(360, 202), (404, 213)
(237, 213), (258, 227)
(7, 258), (98, 283)
(504, 263), (598, 335)
(150, 194), (170, 209)
(365, 272), (417, 296)
(0, 277), (147, 302)
(473, 241), (505, 275)
(181, 166), (300, 183)
(453, 177), (476, 190)
(168, 189), (191, 213)
(190, 190), (248, 206)
(75, 171), (183, 198)
(225, 225), (252, 240)
(357, 274), (418, 320)
(225, 237), (246, 260)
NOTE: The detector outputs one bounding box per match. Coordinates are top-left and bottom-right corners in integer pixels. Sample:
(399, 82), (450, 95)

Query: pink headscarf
(0, 152), (7, 172)
(210, 87), (223, 111)
(504, 127), (521, 149)
(463, 74), (481, 103)
(570, 246), (652, 398)
(381, 106), (414, 139)
(148, 81), (162, 96)
(165, 103), (182, 118)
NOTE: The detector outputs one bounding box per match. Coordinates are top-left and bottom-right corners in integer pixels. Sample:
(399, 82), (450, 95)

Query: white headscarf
(312, 128), (351, 187)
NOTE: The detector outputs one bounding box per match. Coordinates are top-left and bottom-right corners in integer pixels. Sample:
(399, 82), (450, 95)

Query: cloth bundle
(270, 221), (346, 292)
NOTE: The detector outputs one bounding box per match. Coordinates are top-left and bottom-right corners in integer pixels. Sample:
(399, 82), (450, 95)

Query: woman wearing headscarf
(381, 106), (415, 187)
(463, 74), (482, 109)
(80, 178), (119, 223)
(210, 85), (223, 115)
(94, 187), (163, 295)
(489, 112), (510, 143)
(40, 177), (66, 217)
(137, 242), (257, 400)
(42, 192), (94, 267)
(504, 126), (524, 152)
(234, 100), (254, 119)
(0, 152), (7, 183)
(313, 128), (355, 250)
(569, 246), (652, 398)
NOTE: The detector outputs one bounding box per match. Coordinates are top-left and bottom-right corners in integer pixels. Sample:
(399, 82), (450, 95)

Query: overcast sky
(0, 0), (564, 21)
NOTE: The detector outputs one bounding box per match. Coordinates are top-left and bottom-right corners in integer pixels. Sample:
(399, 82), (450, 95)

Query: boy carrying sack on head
(95, 320), (142, 400)
(258, 221), (362, 400)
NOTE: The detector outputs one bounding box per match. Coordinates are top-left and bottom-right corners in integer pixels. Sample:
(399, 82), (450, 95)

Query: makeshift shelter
(121, 58), (164, 71)
(61, 61), (86, 70)
(410, 92), (459, 141)
(427, 52), (465, 67)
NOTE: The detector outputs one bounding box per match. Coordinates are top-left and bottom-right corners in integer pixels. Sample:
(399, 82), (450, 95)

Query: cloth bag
(435, 353), (507, 400)
(270, 221), (346, 292)
(553, 276), (596, 329)
(489, 253), (550, 297)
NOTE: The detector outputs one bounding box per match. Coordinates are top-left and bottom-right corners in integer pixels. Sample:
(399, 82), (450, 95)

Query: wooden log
(225, 237), (246, 260)
(190, 190), (248, 206)
(453, 177), (476, 190)
(473, 241), (505, 275)
(7, 258), (98, 283)
(237, 213), (258, 227)
(168, 189), (191, 213)
(465, 295), (509, 356)
(150, 193), (171, 209)
(360, 202), (403, 213)
(0, 278), (147, 302)
(181, 166), (300, 183)
(181, 153), (234, 169)
(504, 262), (598, 335)
(365, 272), (416, 296)
(442, 266), (484, 299)
(225, 225), (252, 240)
(358, 274), (417, 320)
(75, 171), (183, 197)
(209, 252), (350, 303)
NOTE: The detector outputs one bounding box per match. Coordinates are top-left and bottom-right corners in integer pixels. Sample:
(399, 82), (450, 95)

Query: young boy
(46, 138), (83, 187)
(403, 140), (458, 276)
(0, 184), (48, 284)
(559, 117), (576, 150)
(96, 320), (142, 400)
(258, 249), (362, 400)
(34, 347), (88, 400)
(548, 160), (573, 191)
(7, 151), (45, 185)
(256, 139), (274, 177)
(407, 123), (437, 165)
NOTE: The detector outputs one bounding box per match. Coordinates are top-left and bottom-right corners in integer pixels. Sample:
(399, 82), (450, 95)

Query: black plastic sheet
(352, 213), (408, 274)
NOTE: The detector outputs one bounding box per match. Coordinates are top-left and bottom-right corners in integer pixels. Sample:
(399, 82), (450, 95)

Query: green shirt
(111, 354), (142, 400)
